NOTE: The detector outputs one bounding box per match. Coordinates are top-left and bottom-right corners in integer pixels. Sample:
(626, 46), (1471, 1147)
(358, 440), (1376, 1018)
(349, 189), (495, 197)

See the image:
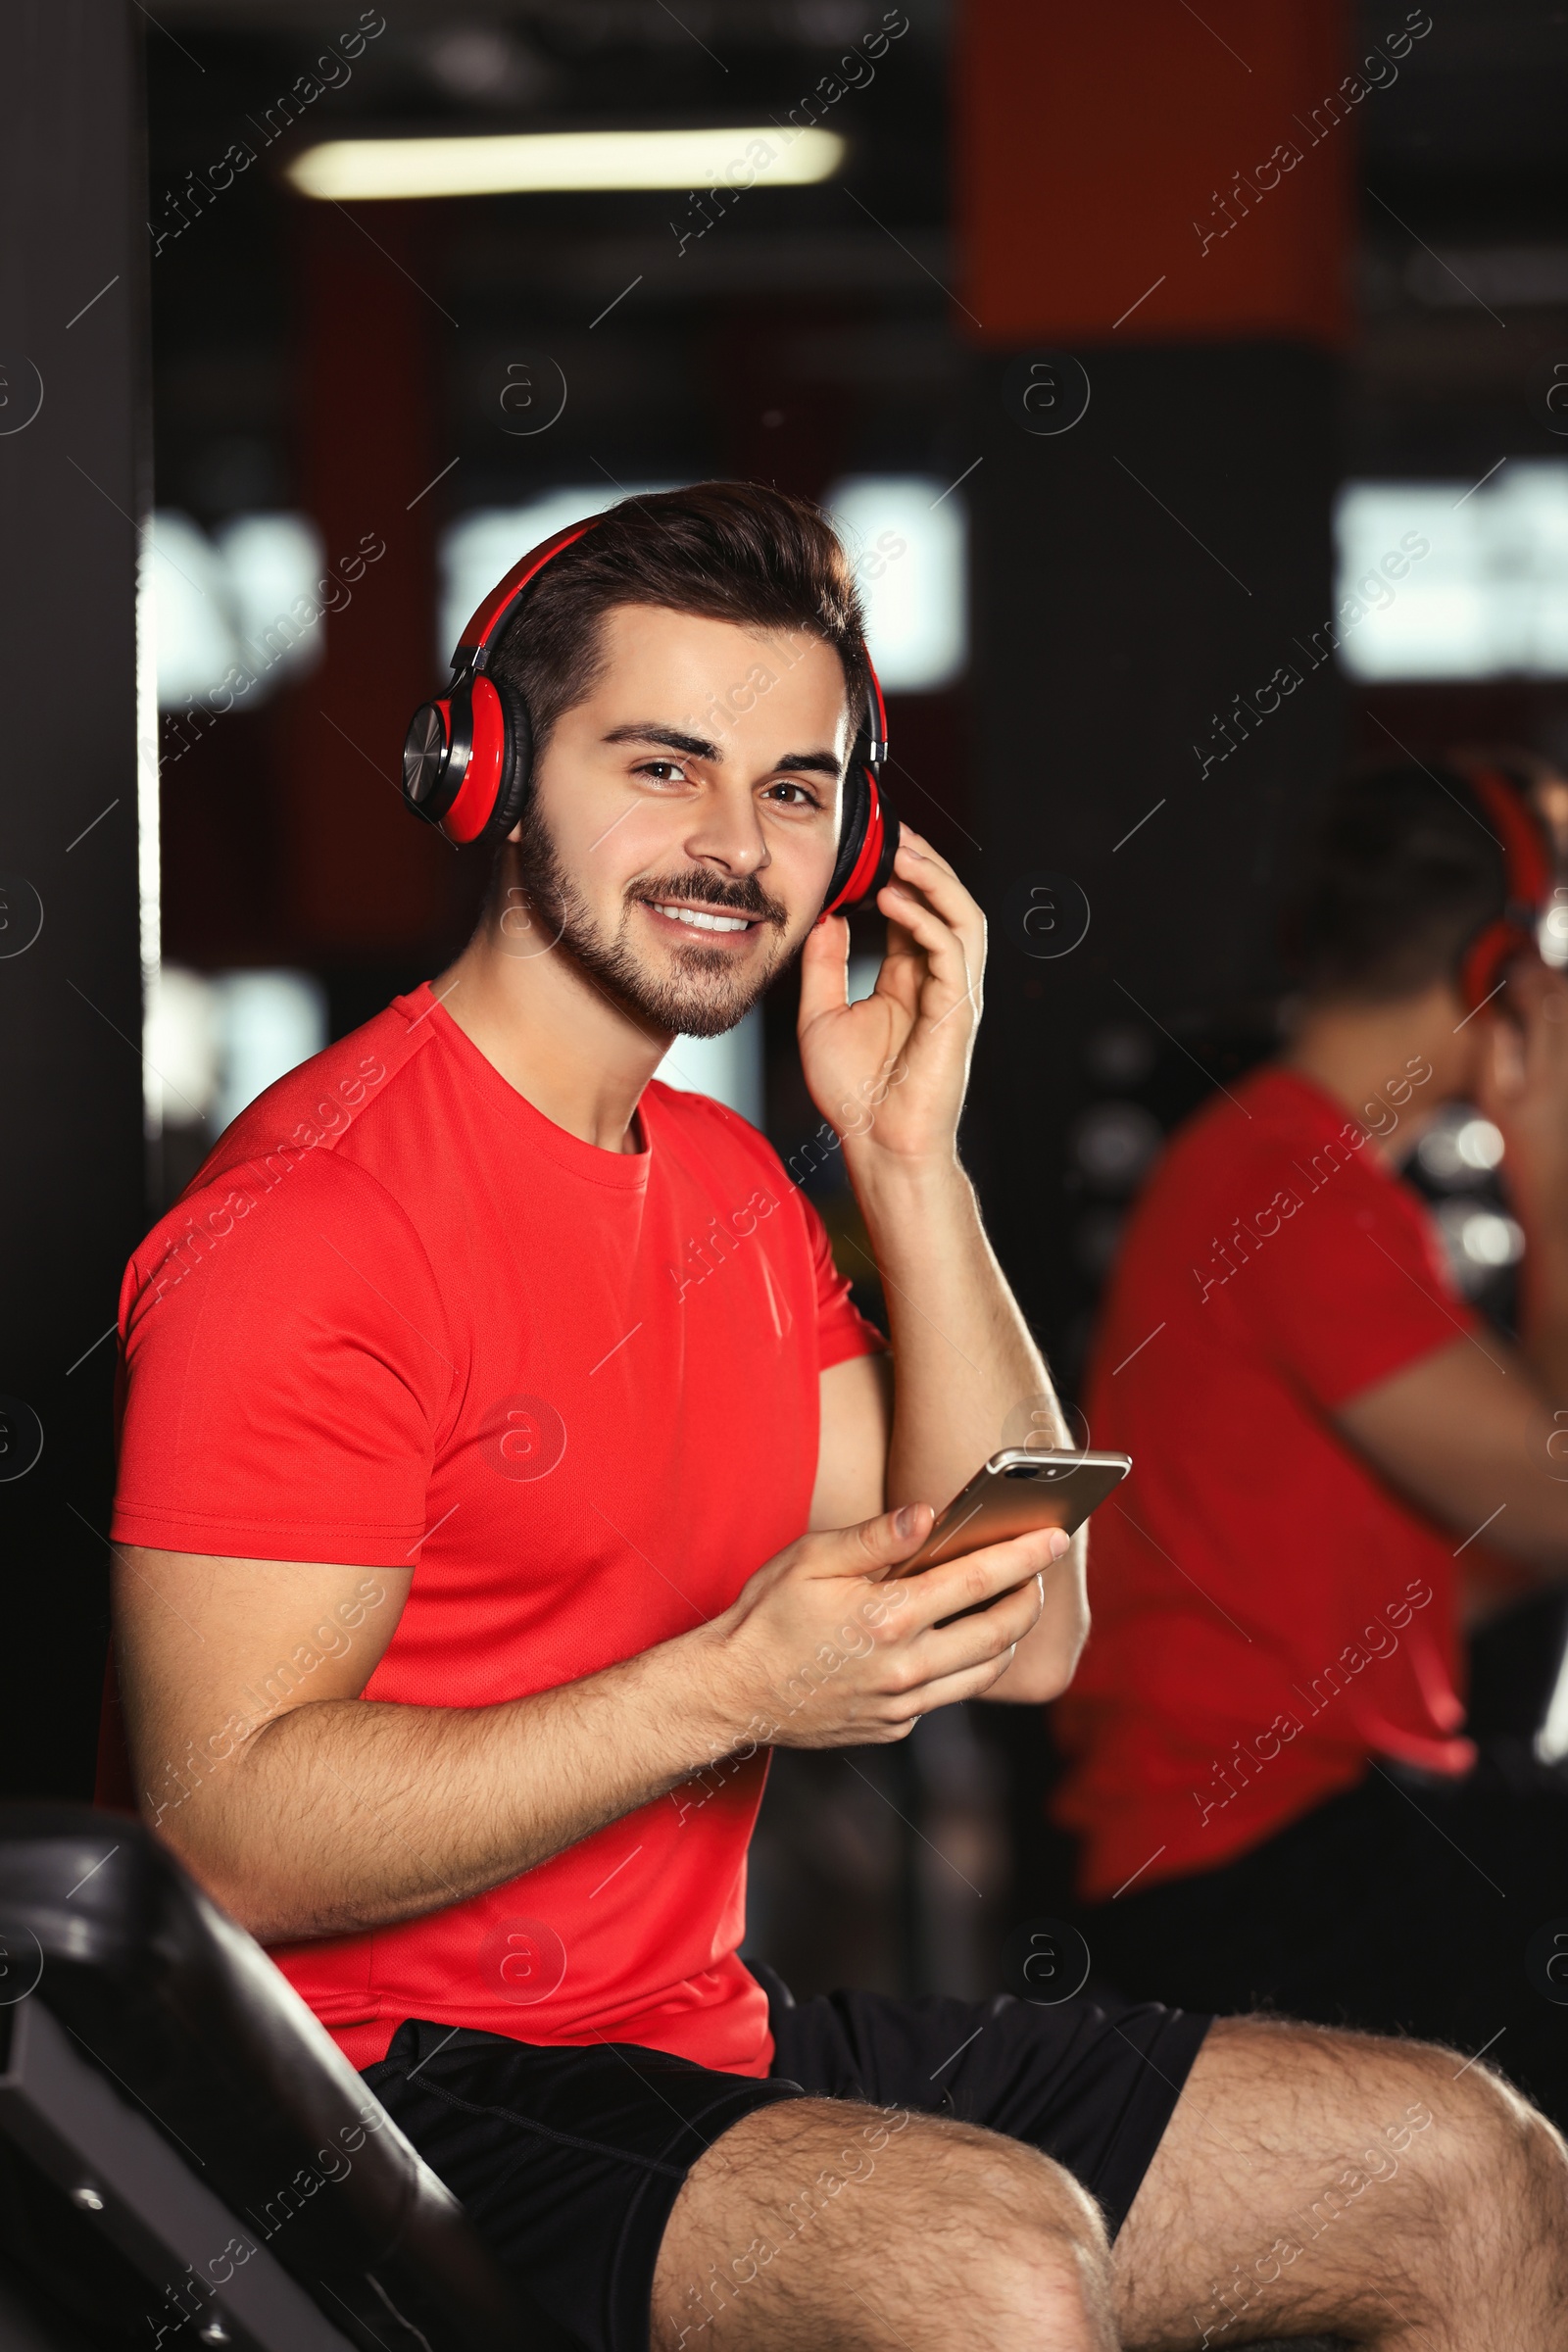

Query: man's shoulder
(124, 996), (441, 1316)
(1141, 1063), (1400, 1204)
(203, 994), (429, 1184)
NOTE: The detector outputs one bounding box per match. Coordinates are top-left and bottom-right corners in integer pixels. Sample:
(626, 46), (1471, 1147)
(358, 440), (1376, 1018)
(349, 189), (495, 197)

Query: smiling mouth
(642, 899), (763, 937)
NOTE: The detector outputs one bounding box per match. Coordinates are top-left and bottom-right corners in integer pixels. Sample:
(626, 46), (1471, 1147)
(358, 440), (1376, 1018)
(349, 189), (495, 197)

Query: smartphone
(896, 1446), (1132, 1588)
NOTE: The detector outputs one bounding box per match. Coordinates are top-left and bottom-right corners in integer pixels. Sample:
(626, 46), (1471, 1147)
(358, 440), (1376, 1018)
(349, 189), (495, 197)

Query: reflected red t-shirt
(1053, 1064), (1484, 1903)
(107, 985), (885, 2074)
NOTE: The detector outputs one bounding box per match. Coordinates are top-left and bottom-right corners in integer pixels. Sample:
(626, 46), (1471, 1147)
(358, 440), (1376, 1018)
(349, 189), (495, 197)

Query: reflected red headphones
(1451, 758), (1553, 1013)
(401, 515), (899, 920)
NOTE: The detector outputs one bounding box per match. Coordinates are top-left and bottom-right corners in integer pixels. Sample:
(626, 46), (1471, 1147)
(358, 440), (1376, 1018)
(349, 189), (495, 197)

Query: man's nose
(681, 801), (770, 877)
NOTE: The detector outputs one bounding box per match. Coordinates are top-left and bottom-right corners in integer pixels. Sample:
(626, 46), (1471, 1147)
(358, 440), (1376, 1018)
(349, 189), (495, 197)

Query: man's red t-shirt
(107, 984), (886, 2075)
(1053, 1063), (1486, 1903)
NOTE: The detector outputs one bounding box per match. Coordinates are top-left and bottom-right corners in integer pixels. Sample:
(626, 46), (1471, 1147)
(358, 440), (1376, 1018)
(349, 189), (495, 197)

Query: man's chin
(548, 934), (760, 1042)
(638, 936), (800, 1039)
(643, 974), (769, 1042)
(543, 895), (803, 1043)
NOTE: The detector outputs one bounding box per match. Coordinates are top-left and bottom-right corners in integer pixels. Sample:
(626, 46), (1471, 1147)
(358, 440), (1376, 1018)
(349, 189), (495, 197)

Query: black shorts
(361, 1965), (1210, 2352)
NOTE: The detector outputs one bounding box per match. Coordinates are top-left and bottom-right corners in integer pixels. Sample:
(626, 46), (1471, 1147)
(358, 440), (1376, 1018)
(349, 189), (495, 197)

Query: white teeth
(653, 903), (753, 933)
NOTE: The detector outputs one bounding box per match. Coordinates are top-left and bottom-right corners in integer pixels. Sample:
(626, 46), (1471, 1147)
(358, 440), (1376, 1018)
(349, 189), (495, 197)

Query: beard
(504, 797), (800, 1040)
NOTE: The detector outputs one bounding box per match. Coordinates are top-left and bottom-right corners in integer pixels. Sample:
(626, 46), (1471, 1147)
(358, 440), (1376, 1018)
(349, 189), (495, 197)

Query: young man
(110, 498), (1568, 2352)
(1058, 758), (1568, 2139)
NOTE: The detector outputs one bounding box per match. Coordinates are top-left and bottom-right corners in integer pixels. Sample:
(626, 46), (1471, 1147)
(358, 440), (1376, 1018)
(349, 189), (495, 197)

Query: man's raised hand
(796, 825), (987, 1171)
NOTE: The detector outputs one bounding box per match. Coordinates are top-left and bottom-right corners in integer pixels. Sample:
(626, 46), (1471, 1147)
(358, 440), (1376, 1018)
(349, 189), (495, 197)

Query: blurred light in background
(1335, 464), (1568, 678)
(825, 475), (966, 691)
(1083, 1022), (1158, 1090)
(151, 512), (325, 708)
(145, 966), (328, 1136)
(1539, 1655), (1568, 1765)
(144, 964), (219, 1132)
(1435, 1198), (1525, 1291)
(1416, 1107), (1506, 1185)
(286, 126), (845, 202)
(656, 1011), (763, 1128)
(1453, 1115), (1506, 1173)
(213, 971), (329, 1133)
(149, 514), (233, 706)
(1068, 1101), (1163, 1195)
(1542, 886), (1568, 966)
(440, 477), (967, 695)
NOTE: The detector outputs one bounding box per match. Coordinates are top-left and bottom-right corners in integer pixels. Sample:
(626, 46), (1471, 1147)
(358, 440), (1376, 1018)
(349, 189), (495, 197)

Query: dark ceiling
(142, 0), (1568, 508)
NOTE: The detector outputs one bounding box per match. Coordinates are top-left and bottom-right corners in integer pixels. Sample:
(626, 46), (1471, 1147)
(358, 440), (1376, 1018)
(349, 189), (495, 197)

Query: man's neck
(1281, 982), (1466, 1164)
(430, 919), (671, 1156)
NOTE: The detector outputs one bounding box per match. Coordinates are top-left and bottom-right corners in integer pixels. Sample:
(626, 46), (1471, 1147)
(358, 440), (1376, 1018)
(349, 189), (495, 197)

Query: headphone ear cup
(864, 773), (900, 899)
(821, 761), (871, 915)
(402, 698), (455, 823)
(480, 678), (534, 846)
(818, 765), (899, 920)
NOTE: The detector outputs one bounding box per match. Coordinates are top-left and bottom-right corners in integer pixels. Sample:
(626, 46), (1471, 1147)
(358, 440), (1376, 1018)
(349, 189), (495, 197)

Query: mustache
(631, 871), (789, 927)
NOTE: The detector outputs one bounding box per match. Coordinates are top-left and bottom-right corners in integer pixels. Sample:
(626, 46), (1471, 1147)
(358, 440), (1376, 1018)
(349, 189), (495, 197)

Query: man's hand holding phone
(705, 1501), (1069, 1750)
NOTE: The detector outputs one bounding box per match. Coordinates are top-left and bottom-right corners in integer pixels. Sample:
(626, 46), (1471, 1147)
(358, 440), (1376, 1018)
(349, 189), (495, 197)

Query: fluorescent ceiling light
(286, 125), (844, 202)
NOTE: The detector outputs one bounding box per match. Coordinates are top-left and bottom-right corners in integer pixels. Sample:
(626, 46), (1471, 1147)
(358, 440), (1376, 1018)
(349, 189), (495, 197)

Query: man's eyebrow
(773, 750), (844, 779)
(602, 723), (843, 780)
(603, 723), (723, 760)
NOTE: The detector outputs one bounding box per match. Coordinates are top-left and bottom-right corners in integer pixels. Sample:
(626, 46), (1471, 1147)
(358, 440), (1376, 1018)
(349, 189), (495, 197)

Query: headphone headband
(862, 662), (889, 770)
(456, 520), (599, 672)
(1455, 760), (1553, 917)
(1450, 757), (1553, 1014)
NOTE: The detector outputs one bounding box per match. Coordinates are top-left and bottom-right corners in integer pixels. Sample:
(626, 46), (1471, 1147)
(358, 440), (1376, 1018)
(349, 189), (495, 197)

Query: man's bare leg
(1113, 2015), (1568, 2348)
(651, 2095), (1115, 2351)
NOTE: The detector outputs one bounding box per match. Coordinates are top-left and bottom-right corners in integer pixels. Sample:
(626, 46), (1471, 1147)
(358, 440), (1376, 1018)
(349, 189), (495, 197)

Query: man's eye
(636, 760), (688, 783)
(768, 780), (822, 809)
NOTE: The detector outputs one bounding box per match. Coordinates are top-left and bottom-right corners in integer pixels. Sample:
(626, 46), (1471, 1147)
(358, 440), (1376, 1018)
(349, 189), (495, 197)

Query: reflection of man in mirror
(1059, 750), (1568, 2140)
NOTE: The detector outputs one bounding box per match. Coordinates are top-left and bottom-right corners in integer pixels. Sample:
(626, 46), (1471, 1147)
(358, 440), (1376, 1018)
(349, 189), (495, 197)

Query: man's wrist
(654, 1613), (772, 1770)
(842, 1141), (972, 1222)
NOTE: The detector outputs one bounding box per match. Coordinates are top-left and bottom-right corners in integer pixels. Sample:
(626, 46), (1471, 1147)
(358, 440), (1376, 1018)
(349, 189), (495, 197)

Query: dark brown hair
(486, 480), (868, 763)
(1284, 760), (1509, 1002)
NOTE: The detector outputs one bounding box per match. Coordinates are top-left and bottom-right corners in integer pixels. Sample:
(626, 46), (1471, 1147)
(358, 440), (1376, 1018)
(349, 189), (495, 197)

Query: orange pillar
(957, 0), (1355, 350)
(953, 0), (1360, 1374)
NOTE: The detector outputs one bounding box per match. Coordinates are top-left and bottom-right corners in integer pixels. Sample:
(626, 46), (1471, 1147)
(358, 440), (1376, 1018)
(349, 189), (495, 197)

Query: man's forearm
(188, 1626), (744, 1942)
(849, 1154), (1060, 1506)
(847, 1151), (1089, 1699)
(1514, 1189), (1568, 1402)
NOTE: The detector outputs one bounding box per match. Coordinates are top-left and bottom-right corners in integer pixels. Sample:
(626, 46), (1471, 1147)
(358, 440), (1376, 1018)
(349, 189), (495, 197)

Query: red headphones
(401, 515), (900, 920)
(1451, 758), (1553, 1013)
